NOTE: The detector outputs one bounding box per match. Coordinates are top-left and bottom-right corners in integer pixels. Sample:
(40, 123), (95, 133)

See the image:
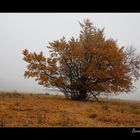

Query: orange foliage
(22, 19), (140, 100)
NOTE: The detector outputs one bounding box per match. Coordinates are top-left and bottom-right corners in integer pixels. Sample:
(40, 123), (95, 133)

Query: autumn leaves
(23, 19), (140, 101)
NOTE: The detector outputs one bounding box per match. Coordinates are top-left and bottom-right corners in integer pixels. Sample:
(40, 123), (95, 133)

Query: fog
(0, 13), (140, 100)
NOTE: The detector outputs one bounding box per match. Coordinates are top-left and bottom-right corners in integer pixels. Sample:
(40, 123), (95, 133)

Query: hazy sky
(0, 13), (140, 100)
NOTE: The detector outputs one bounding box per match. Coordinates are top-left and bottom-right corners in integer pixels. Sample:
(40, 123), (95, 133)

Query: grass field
(0, 91), (140, 127)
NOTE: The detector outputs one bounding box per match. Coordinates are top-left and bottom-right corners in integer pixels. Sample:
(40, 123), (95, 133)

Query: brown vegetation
(0, 91), (140, 127)
(22, 19), (140, 101)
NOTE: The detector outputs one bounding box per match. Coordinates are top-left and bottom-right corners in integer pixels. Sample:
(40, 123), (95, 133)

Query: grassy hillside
(0, 91), (140, 127)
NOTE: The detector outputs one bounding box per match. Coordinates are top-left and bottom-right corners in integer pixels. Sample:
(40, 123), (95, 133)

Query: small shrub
(58, 112), (70, 126)
(131, 109), (140, 114)
(101, 104), (109, 111)
(89, 114), (97, 119)
(36, 111), (47, 125)
(0, 115), (6, 127)
(116, 105), (126, 113)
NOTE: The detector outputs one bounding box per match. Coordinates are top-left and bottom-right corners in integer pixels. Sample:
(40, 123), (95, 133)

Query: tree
(22, 19), (140, 101)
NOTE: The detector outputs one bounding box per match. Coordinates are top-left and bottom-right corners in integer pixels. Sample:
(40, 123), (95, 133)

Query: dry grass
(0, 91), (140, 127)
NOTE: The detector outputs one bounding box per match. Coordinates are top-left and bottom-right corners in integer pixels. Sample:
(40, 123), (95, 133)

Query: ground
(0, 91), (140, 127)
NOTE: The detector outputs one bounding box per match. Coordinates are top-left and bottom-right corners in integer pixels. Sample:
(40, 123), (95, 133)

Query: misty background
(0, 13), (140, 100)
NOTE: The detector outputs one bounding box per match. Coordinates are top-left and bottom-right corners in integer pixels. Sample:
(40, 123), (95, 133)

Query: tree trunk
(78, 89), (87, 100)
(90, 91), (99, 102)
